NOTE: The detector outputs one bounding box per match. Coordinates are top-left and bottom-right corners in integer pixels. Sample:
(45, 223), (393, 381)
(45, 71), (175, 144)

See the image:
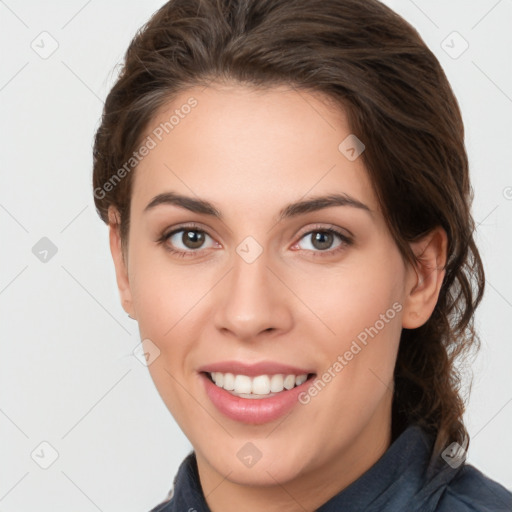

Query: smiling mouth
(203, 371), (316, 399)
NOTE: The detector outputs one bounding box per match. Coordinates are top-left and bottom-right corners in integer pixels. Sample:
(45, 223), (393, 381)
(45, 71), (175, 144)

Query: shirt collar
(317, 424), (456, 511)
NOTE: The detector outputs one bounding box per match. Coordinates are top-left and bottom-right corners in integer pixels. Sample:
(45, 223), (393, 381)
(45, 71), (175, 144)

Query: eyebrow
(143, 191), (372, 221)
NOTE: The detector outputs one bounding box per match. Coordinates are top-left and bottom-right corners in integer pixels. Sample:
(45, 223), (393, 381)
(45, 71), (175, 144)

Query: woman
(92, 0), (512, 510)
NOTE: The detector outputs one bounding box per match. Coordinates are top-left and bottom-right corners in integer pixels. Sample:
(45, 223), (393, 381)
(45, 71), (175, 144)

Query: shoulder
(435, 463), (512, 512)
(147, 489), (173, 512)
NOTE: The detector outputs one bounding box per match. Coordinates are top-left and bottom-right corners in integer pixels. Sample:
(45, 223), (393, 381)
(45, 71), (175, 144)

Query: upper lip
(198, 360), (315, 377)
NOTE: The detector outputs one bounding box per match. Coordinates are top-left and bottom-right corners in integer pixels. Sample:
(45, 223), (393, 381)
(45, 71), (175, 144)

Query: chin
(202, 440), (312, 486)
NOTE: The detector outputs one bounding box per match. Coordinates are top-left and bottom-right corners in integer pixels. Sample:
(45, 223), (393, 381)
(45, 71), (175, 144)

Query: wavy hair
(92, 0), (485, 459)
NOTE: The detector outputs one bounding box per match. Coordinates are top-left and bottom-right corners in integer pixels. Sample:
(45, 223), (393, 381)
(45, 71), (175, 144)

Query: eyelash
(156, 222), (353, 259)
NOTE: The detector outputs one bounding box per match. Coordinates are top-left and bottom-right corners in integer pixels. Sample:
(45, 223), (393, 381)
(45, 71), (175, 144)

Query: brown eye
(293, 227), (353, 257)
(162, 228), (215, 254)
(181, 230), (206, 249)
(310, 231), (335, 250)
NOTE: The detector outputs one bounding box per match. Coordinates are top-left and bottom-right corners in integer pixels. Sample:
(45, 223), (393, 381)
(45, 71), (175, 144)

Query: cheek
(290, 243), (405, 416)
(128, 254), (208, 428)
(290, 246), (405, 346)
(301, 271), (403, 438)
(128, 245), (207, 340)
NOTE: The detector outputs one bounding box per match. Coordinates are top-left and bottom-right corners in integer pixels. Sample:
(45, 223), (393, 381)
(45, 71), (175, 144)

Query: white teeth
(223, 372), (235, 391)
(213, 372), (223, 387)
(284, 375), (296, 390)
(295, 374), (307, 386)
(252, 375), (271, 395)
(270, 374), (285, 392)
(208, 371), (310, 396)
(234, 375), (252, 394)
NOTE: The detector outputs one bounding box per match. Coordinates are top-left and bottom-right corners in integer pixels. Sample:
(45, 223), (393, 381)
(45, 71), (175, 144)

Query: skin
(108, 83), (447, 512)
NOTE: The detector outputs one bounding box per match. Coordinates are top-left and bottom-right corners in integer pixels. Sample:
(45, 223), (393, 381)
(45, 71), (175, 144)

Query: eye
(157, 224), (217, 257)
(293, 226), (353, 256)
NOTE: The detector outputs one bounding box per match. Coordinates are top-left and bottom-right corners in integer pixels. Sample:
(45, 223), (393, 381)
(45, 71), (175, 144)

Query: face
(109, 83), (446, 501)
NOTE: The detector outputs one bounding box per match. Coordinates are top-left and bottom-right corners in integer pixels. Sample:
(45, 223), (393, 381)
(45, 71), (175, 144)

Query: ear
(401, 226), (448, 329)
(108, 206), (136, 319)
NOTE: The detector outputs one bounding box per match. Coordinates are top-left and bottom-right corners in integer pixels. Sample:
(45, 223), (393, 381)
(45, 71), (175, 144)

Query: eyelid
(160, 222), (219, 250)
(161, 221), (212, 239)
(294, 223), (353, 241)
(290, 224), (353, 256)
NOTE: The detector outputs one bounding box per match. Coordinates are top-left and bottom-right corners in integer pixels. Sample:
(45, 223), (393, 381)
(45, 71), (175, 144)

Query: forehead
(131, 83), (379, 219)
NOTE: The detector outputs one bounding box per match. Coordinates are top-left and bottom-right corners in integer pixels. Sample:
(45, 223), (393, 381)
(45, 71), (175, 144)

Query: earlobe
(108, 206), (136, 320)
(401, 226), (448, 329)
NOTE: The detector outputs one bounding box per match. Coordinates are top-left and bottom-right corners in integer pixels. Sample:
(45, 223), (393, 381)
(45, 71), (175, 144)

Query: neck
(195, 398), (393, 512)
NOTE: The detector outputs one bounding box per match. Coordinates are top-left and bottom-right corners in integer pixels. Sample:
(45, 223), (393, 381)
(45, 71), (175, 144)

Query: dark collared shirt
(148, 424), (512, 511)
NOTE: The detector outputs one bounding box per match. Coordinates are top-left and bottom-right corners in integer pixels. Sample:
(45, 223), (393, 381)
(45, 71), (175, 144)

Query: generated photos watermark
(298, 301), (403, 405)
(94, 96), (198, 200)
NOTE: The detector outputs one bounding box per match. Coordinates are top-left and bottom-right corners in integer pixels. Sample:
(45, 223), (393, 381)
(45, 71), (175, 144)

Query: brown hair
(92, 0), (485, 459)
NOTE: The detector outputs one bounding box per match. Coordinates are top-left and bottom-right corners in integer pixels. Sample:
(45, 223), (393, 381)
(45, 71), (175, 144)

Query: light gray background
(1, 1), (511, 510)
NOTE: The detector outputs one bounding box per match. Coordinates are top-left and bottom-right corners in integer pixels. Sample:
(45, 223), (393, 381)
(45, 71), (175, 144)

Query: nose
(213, 249), (294, 342)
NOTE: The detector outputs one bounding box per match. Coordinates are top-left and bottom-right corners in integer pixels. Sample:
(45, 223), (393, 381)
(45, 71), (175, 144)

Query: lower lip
(201, 373), (315, 424)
